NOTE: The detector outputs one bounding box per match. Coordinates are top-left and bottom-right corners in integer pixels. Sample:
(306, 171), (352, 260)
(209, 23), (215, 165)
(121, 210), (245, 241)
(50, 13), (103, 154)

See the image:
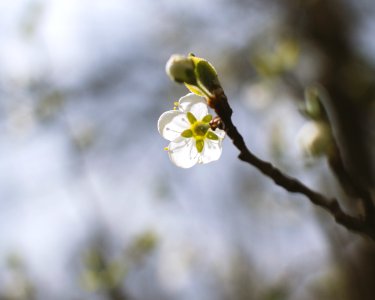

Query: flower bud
(165, 55), (196, 84)
(297, 121), (332, 157)
(304, 85), (327, 120)
(194, 59), (220, 93)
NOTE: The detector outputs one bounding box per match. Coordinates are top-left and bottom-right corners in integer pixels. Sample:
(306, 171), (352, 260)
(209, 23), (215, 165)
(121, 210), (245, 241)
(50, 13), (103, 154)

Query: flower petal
(209, 128), (225, 139)
(158, 110), (190, 141)
(178, 93), (207, 112)
(199, 139), (223, 164)
(168, 137), (199, 168)
(189, 102), (209, 120)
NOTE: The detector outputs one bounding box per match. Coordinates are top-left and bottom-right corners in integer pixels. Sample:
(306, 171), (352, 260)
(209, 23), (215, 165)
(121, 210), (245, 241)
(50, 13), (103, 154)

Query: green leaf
(184, 83), (204, 96)
(304, 85), (329, 121)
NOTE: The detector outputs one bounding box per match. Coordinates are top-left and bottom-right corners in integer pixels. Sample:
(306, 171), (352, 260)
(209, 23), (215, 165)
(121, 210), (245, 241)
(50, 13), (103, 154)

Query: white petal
(158, 110), (190, 141)
(199, 139), (223, 164)
(178, 93), (207, 113)
(168, 137), (199, 168)
(189, 102), (209, 120)
(209, 128), (225, 139)
(296, 121), (330, 156)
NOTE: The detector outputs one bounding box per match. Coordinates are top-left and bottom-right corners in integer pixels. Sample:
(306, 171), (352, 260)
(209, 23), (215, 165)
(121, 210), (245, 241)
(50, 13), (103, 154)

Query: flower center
(193, 122), (209, 137)
(180, 113), (218, 153)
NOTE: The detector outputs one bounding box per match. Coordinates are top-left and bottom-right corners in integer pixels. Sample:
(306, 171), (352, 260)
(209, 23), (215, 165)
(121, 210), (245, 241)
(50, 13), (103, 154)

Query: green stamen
(193, 122), (209, 136)
(179, 112), (221, 155)
(207, 131), (219, 140)
(181, 129), (193, 138)
(202, 114), (212, 123)
(187, 112), (197, 124)
(196, 139), (204, 153)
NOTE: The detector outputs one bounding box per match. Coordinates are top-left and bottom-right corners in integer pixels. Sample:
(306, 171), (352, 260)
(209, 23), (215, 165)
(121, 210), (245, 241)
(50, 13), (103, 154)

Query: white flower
(158, 93), (225, 168)
(297, 121), (332, 157)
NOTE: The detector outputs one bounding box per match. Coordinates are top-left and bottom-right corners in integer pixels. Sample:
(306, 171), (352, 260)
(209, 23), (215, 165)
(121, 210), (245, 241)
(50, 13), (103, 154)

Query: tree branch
(282, 72), (375, 224)
(209, 88), (375, 240)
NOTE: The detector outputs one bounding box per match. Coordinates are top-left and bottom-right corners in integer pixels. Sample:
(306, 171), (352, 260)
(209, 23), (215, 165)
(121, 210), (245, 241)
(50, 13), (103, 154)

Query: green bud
(166, 54), (223, 98)
(165, 55), (196, 84)
(297, 121), (332, 157)
(304, 86), (327, 120)
(195, 59), (220, 93)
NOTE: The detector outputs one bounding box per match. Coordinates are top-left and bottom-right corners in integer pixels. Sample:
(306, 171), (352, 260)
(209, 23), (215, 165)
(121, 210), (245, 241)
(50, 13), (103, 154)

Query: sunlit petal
(158, 110), (190, 141)
(210, 128), (225, 139)
(168, 137), (199, 168)
(199, 139), (222, 164)
(178, 93), (207, 112)
(189, 102), (208, 120)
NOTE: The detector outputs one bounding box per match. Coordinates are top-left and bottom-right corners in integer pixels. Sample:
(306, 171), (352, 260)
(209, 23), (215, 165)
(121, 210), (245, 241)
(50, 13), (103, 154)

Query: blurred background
(0, 0), (374, 299)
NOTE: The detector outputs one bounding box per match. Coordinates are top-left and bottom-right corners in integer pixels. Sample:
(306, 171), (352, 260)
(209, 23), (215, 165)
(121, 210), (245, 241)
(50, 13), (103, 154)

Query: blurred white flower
(297, 121), (332, 157)
(158, 93), (225, 168)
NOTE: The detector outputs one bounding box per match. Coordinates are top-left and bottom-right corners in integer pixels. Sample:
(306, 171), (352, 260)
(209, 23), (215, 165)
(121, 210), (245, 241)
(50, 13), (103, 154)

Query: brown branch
(282, 72), (375, 224)
(328, 140), (375, 224)
(208, 88), (375, 240)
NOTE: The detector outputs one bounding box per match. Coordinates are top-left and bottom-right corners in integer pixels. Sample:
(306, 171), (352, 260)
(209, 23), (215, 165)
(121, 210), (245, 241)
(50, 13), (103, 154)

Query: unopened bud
(297, 121), (332, 157)
(195, 59), (220, 94)
(165, 55), (196, 84)
(304, 85), (327, 120)
(209, 116), (224, 131)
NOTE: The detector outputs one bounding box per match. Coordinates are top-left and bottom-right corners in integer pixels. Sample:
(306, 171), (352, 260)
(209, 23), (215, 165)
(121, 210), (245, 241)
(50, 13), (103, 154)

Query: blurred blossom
(70, 120), (96, 151)
(127, 230), (158, 262)
(157, 242), (195, 293)
(251, 34), (300, 78)
(297, 121), (332, 157)
(0, 255), (35, 300)
(6, 102), (36, 137)
(35, 91), (64, 121)
(242, 81), (275, 110)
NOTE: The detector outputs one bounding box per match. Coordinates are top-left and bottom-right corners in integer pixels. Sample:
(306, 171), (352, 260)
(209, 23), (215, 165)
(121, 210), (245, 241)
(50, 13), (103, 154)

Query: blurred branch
(80, 231), (158, 300)
(328, 140), (375, 223)
(283, 0), (375, 229)
(209, 88), (375, 240)
(0, 255), (36, 300)
(283, 72), (375, 224)
(284, 0), (375, 191)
